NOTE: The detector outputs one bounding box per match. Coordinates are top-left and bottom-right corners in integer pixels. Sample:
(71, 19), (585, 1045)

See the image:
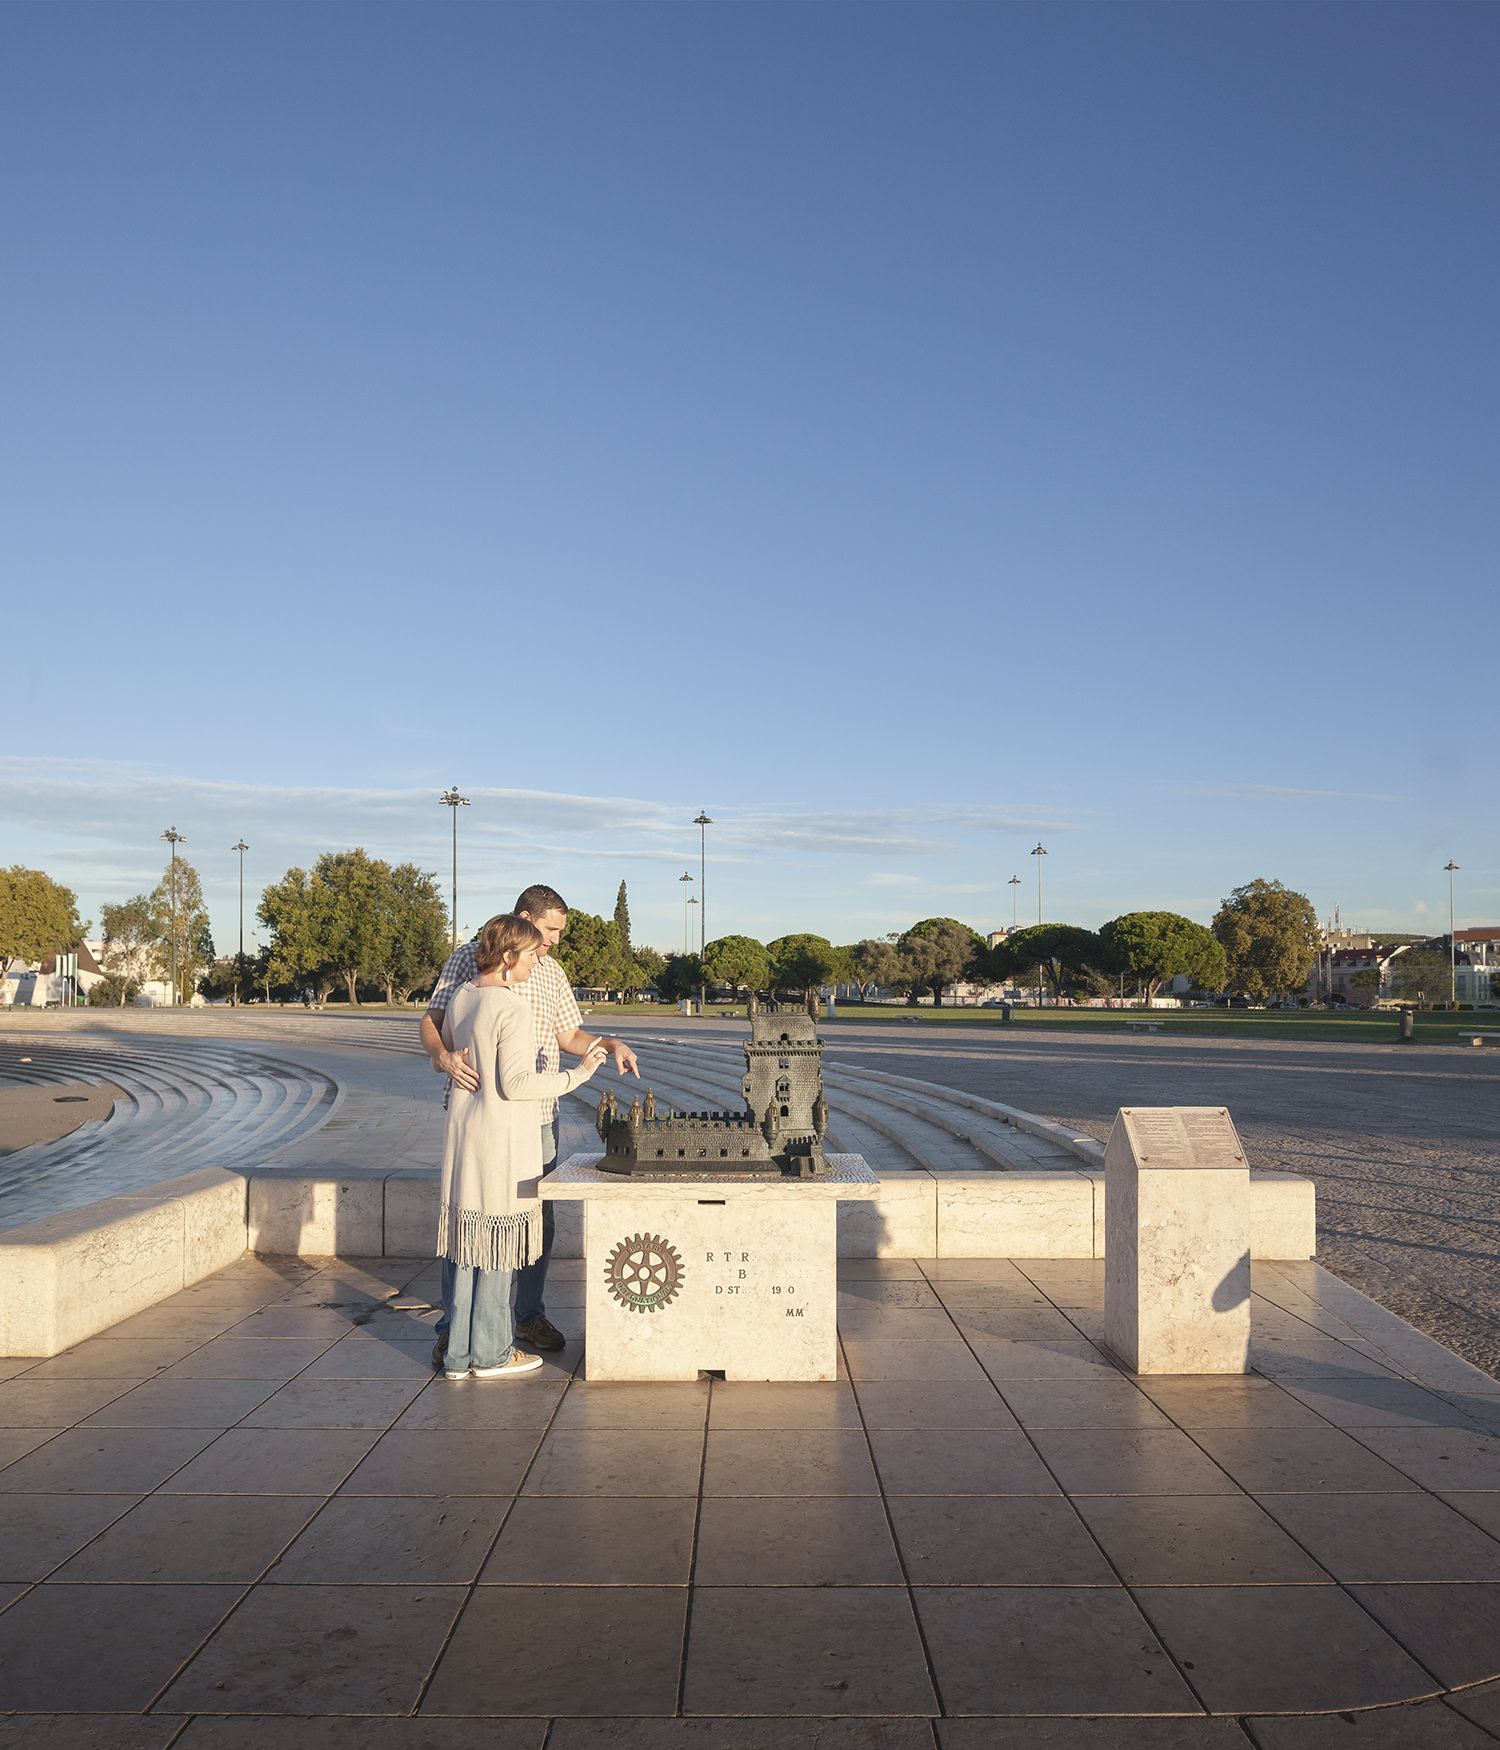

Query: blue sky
(2, 1), (1494, 956)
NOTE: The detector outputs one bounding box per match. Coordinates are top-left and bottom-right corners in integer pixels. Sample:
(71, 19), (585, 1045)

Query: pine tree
(613, 881), (631, 956)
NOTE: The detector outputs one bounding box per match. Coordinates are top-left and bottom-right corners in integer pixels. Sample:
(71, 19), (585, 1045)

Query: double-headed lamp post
(679, 872), (694, 954)
(1446, 860), (1460, 1007)
(160, 827), (185, 1005)
(232, 840), (249, 1005)
(1031, 842), (1048, 926)
(1007, 874), (1021, 929)
(694, 811), (713, 1006)
(439, 787), (470, 950)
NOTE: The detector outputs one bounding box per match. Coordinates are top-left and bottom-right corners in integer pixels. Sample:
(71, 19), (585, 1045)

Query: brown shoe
(516, 1314), (565, 1352)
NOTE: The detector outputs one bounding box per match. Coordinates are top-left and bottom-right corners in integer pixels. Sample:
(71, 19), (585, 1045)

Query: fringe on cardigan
(437, 1202), (542, 1272)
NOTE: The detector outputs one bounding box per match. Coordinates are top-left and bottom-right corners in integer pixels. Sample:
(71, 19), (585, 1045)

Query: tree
(198, 957), (243, 1004)
(151, 856), (213, 1003)
(88, 972), (140, 1006)
(656, 952), (703, 1001)
(99, 895), (165, 1003)
(852, 937), (905, 1000)
(1386, 947), (1452, 1008)
(898, 918), (986, 1006)
(372, 863), (449, 1004)
(0, 867), (87, 969)
(258, 865), (338, 1004)
(1212, 879), (1320, 1001)
(308, 849), (391, 1003)
(987, 934), (1046, 1001)
(552, 911), (622, 989)
(1351, 969), (1382, 996)
(767, 934), (840, 997)
(633, 945), (667, 990)
(1004, 924), (1104, 1001)
(613, 882), (631, 957)
(1098, 911), (1227, 1005)
(704, 934), (771, 997)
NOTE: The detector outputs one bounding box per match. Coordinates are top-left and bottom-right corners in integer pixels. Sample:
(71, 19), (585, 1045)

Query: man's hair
(476, 913), (546, 974)
(515, 884), (568, 920)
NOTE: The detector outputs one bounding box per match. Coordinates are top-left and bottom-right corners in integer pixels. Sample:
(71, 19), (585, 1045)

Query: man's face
(520, 908), (567, 954)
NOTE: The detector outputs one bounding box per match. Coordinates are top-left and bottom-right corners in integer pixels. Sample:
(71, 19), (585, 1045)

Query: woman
(438, 913), (606, 1379)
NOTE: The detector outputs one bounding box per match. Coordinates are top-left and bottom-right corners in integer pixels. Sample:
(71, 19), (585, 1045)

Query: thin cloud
(1189, 782), (1405, 804)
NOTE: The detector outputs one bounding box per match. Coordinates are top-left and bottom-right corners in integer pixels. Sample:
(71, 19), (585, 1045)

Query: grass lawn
(811, 1004), (1499, 1046)
(53, 1000), (1493, 1049)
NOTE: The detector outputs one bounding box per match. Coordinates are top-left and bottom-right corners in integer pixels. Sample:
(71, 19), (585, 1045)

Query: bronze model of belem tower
(593, 995), (832, 1179)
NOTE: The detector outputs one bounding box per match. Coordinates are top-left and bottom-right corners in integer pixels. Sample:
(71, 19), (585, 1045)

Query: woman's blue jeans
(436, 1116), (558, 1347)
(442, 1264), (516, 1373)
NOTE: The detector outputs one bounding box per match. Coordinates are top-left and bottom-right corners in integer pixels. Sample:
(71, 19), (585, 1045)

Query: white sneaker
(442, 1368), (471, 1381)
(471, 1349), (545, 1379)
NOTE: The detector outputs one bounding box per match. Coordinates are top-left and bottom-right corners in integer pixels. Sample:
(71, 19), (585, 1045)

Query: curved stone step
(0, 1033), (343, 1233)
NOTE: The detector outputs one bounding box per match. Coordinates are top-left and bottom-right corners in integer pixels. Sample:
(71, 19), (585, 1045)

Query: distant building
(1453, 929), (1499, 1004)
(1, 941), (106, 1006)
(1311, 929), (1500, 1007)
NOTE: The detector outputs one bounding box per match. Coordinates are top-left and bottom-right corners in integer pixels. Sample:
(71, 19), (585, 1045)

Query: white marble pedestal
(1104, 1107), (1251, 1375)
(543, 1154), (878, 1381)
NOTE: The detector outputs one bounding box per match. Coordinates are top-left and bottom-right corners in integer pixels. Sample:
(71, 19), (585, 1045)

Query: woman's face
(506, 944), (541, 984)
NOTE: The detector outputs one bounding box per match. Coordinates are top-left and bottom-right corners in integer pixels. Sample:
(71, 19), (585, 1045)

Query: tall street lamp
(1031, 842), (1048, 926)
(232, 840), (249, 1006)
(1446, 860), (1460, 1007)
(160, 827), (185, 1005)
(693, 812), (713, 957)
(1007, 874), (1021, 930)
(679, 872), (694, 954)
(693, 811), (713, 1007)
(439, 787), (470, 950)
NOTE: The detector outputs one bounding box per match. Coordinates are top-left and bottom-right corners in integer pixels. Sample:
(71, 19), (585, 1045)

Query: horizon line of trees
(0, 859), (1351, 1009)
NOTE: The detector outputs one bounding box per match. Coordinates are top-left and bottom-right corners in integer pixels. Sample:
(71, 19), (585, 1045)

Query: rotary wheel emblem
(605, 1232), (684, 1313)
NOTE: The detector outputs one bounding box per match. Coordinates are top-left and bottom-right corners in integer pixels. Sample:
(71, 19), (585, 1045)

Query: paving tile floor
(2, 1255), (1499, 1746)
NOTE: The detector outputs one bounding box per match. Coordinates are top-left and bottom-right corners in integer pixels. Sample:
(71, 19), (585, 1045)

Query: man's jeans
(514, 1114), (559, 1325)
(436, 1116), (557, 1339)
(443, 1265), (516, 1373)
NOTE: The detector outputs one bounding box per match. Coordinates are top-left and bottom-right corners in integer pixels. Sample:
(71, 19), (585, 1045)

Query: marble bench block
(1248, 1171), (1316, 1261)
(938, 1173), (1094, 1258)
(545, 1153), (877, 1381)
(1104, 1107), (1252, 1375)
(1080, 1169), (1316, 1263)
(837, 1171), (935, 1257)
(383, 1169), (439, 1257)
(158, 1168), (250, 1284)
(0, 1167), (250, 1357)
(247, 1174), (384, 1256)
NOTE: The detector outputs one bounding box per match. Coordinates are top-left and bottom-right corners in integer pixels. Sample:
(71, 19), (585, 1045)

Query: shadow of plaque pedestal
(544, 1153), (878, 1381)
(1103, 1106), (1252, 1374)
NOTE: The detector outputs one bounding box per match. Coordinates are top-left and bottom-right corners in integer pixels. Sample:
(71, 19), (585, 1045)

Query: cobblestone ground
(830, 1026), (1500, 1381)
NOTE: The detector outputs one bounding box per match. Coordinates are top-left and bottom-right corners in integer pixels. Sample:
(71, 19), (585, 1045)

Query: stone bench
(1124, 1018), (1166, 1033)
(1460, 1032), (1500, 1047)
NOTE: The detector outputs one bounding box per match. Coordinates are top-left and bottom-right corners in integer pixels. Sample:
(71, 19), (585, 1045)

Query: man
(422, 883), (639, 1361)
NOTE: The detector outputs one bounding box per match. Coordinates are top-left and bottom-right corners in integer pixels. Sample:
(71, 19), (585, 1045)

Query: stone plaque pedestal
(543, 1154), (878, 1381)
(1104, 1107), (1251, 1375)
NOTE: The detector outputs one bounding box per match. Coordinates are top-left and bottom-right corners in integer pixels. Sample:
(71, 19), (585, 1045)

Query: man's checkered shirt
(428, 945), (583, 1121)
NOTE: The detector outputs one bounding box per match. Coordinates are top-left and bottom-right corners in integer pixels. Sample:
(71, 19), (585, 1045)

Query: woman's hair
(475, 913), (546, 974)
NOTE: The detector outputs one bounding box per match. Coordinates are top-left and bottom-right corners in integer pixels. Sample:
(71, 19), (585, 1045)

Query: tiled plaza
(4, 1252), (1500, 1746)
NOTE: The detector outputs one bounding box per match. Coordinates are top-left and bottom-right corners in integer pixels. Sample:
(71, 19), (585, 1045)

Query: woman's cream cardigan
(437, 981), (592, 1271)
